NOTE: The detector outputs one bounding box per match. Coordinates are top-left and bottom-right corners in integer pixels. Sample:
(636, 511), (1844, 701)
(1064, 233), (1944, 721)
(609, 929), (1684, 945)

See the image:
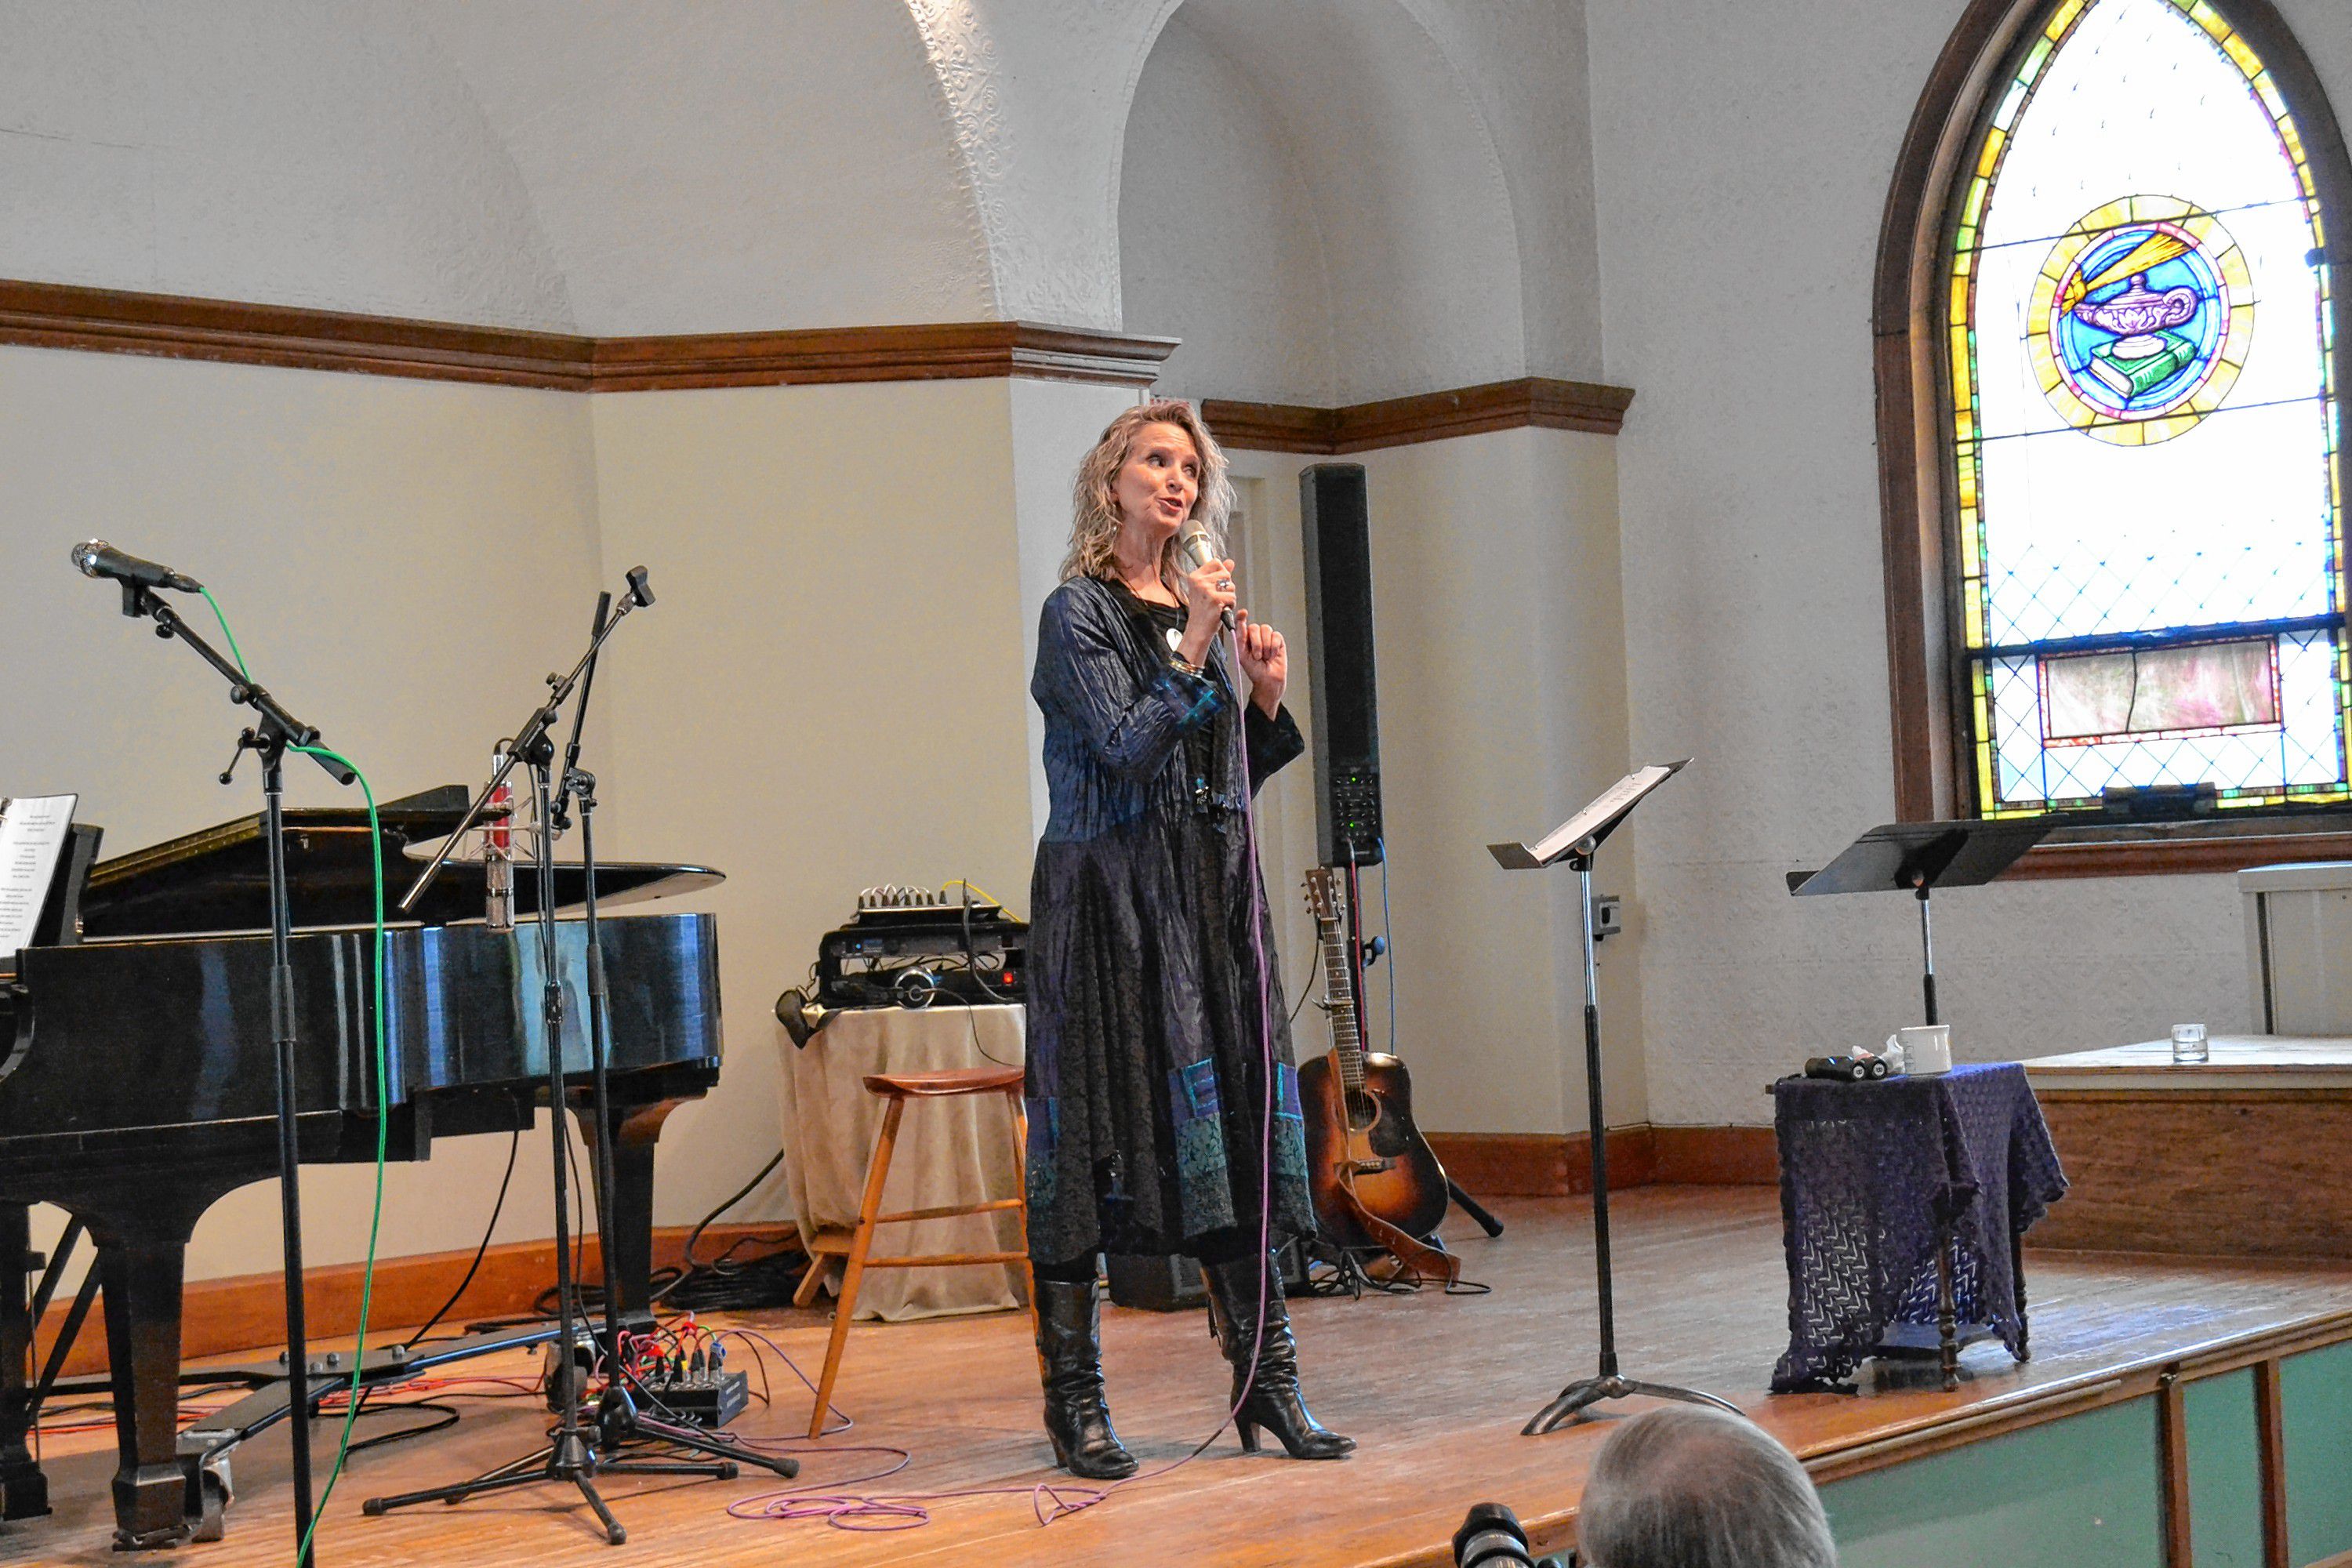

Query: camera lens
(1455, 1502), (1534, 1568)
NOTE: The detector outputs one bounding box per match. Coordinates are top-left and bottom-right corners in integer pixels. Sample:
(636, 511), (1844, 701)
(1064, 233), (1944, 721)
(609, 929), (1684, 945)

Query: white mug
(1886, 1024), (1951, 1076)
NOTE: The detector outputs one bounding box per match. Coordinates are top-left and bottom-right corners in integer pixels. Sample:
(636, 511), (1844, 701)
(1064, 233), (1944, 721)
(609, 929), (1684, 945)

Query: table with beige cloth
(774, 1004), (1029, 1321)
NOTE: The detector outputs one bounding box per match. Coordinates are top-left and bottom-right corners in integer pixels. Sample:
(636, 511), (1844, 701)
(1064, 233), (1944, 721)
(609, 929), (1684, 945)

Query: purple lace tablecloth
(1769, 1062), (2067, 1392)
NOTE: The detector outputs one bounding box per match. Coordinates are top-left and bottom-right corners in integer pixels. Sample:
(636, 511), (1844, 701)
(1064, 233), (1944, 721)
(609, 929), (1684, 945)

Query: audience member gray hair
(1576, 1406), (1837, 1568)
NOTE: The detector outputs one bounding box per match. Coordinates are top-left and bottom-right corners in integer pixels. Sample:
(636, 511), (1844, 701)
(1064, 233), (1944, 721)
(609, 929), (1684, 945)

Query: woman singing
(1024, 399), (1352, 1478)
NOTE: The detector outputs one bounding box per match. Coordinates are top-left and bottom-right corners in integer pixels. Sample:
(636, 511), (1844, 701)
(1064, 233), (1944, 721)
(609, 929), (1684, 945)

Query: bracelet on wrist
(1170, 653), (1204, 677)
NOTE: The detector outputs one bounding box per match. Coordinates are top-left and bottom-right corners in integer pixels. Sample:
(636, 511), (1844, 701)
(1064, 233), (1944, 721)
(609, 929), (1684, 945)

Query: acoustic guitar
(1297, 866), (1451, 1269)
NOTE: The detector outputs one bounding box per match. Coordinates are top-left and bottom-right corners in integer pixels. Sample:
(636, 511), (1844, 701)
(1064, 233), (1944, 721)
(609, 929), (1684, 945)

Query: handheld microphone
(70, 539), (204, 593)
(1174, 523), (1236, 630)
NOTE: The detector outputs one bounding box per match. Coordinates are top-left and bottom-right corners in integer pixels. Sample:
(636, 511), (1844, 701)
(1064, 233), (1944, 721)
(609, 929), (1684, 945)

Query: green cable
(201, 591), (389, 1561)
(198, 588), (252, 684)
(289, 742), (384, 1562)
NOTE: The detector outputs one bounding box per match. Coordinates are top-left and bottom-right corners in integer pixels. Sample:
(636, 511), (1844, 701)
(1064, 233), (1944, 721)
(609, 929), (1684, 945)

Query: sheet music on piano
(0, 793), (77, 964)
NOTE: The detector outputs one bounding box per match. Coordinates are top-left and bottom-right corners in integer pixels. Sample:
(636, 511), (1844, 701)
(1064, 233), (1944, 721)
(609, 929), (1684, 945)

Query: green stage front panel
(2285, 1341), (2352, 1566)
(1820, 1399), (2161, 1568)
(2184, 1367), (2263, 1568)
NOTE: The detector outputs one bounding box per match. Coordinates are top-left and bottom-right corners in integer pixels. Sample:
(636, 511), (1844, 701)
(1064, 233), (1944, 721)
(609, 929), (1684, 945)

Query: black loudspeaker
(1300, 463), (1383, 866)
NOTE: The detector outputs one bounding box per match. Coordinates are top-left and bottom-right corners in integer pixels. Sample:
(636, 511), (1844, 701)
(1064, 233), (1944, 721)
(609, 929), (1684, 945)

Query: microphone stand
(111, 583), (354, 1563)
(544, 599), (793, 1479)
(363, 571), (783, 1544)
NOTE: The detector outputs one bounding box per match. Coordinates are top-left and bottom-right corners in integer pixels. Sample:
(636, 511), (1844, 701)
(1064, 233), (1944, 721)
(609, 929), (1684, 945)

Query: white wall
(0, 1), (573, 328)
(586, 376), (1133, 1229)
(1586, 0), (2352, 1127)
(1225, 428), (1642, 1138)
(0, 347), (1134, 1279)
(1119, 10), (1338, 405)
(411, 1), (997, 333)
(0, 343), (605, 1278)
(1122, 0), (1570, 405)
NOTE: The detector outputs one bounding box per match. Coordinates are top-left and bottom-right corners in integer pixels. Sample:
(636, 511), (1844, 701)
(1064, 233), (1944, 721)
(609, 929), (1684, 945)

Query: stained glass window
(1950, 0), (2345, 815)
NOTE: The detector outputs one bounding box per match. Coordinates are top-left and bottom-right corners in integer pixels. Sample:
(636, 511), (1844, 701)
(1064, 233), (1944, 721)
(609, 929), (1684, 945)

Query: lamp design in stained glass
(1947, 0), (2346, 815)
(2030, 199), (2250, 442)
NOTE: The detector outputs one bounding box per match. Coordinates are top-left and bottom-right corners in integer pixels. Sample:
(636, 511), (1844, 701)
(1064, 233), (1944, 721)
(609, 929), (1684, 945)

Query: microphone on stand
(69, 539), (204, 593)
(483, 743), (516, 934)
(1174, 523), (1236, 630)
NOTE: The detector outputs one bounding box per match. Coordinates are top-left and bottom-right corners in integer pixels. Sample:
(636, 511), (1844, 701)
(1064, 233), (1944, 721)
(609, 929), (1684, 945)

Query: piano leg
(572, 1095), (688, 1321)
(91, 1212), (206, 1549)
(0, 1200), (46, 1523)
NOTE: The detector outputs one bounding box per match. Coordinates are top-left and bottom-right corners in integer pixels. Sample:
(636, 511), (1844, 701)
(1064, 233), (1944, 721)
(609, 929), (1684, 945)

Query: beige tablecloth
(775, 1004), (1029, 1321)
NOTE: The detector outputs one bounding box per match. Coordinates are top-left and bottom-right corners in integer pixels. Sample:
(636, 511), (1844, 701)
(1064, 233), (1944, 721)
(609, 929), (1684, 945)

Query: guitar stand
(1447, 1180), (1504, 1239)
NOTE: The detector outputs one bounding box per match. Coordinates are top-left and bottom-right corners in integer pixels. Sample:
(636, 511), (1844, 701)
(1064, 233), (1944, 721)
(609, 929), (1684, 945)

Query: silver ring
(1217, 579), (1232, 590)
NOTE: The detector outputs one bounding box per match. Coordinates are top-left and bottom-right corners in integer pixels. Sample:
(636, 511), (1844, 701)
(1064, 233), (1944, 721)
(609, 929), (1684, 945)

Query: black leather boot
(1034, 1278), (1138, 1479)
(1201, 1254), (1355, 1459)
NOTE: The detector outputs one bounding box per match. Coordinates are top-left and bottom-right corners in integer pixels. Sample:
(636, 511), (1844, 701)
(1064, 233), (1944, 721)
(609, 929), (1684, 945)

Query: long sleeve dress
(1023, 573), (1318, 1265)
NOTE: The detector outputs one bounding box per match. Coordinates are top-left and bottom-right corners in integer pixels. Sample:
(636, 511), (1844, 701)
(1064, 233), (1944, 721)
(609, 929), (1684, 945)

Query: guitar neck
(1316, 914), (1367, 1089)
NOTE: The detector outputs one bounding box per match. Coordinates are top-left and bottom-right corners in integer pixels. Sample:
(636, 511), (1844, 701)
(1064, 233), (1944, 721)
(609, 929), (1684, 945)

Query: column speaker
(1300, 463), (1383, 867)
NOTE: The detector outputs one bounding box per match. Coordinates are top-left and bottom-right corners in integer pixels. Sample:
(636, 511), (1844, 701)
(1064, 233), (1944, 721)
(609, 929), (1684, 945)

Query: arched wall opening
(1116, 0), (1529, 406)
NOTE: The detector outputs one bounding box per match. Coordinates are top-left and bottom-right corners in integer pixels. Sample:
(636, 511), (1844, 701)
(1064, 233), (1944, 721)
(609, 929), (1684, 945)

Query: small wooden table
(2024, 1036), (2352, 1259)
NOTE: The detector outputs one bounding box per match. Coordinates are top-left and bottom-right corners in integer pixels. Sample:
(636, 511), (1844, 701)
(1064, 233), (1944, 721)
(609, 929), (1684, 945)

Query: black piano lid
(78, 784), (723, 938)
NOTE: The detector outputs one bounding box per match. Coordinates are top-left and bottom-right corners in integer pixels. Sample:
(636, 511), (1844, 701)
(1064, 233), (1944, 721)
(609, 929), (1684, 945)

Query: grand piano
(0, 788), (727, 1548)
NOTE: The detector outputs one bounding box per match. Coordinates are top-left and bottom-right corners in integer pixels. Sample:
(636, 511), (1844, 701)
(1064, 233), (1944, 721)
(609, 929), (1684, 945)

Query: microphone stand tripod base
(361, 1425), (633, 1545)
(1523, 1374), (1746, 1436)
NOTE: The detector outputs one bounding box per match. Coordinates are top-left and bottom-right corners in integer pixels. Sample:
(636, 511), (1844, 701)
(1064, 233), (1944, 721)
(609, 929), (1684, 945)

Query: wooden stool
(795, 1065), (1036, 1438)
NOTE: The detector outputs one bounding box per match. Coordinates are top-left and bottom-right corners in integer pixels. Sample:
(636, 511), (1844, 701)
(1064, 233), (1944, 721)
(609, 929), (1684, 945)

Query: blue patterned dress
(1023, 573), (1316, 1264)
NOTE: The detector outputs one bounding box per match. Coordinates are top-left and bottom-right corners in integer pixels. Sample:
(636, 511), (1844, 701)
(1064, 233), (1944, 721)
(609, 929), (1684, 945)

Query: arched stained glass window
(1951, 0), (2343, 815)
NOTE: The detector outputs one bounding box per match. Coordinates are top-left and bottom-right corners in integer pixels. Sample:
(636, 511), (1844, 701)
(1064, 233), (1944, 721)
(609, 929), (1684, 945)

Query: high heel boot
(1034, 1278), (1138, 1479)
(1201, 1254), (1355, 1459)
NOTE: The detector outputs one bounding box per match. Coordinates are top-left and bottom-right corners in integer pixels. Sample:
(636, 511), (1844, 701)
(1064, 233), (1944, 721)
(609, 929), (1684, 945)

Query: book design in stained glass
(2031, 201), (2249, 441)
(1947, 0), (2347, 815)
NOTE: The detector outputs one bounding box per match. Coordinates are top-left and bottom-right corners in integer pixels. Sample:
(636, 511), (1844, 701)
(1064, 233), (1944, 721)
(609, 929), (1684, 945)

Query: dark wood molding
(0, 278), (593, 389)
(1203, 376), (1635, 455)
(34, 1221), (799, 1379)
(1872, 0), (2032, 823)
(1652, 1125), (1780, 1185)
(0, 280), (1176, 391)
(2007, 825), (2352, 880)
(2158, 1374), (2194, 1568)
(1873, 0), (2352, 850)
(2256, 1356), (2292, 1568)
(590, 320), (1177, 392)
(1424, 1124), (1773, 1199)
(1423, 1131), (1593, 1196)
(1197, 400), (1345, 452)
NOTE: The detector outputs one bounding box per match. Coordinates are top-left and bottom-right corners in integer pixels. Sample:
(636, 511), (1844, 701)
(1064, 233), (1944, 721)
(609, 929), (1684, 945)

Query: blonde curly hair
(1060, 398), (1233, 584)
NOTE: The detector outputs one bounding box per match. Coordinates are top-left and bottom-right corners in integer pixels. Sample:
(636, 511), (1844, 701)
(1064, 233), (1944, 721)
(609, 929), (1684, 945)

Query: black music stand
(1491, 761), (1743, 1433)
(1787, 818), (2058, 1026)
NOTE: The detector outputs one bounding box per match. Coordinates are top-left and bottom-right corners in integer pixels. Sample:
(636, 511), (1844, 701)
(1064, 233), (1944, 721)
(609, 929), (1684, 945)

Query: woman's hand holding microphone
(1175, 554), (1285, 717)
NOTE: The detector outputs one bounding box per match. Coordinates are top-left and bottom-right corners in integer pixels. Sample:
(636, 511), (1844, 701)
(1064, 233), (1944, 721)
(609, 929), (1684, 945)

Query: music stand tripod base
(1523, 1376), (1746, 1435)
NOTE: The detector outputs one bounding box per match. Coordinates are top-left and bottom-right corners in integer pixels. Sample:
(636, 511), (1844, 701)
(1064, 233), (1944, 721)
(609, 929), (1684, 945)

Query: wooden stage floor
(10, 1186), (2352, 1566)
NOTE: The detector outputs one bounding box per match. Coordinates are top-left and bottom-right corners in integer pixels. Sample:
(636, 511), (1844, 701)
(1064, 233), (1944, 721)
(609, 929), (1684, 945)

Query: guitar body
(1298, 1048), (1450, 1250)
